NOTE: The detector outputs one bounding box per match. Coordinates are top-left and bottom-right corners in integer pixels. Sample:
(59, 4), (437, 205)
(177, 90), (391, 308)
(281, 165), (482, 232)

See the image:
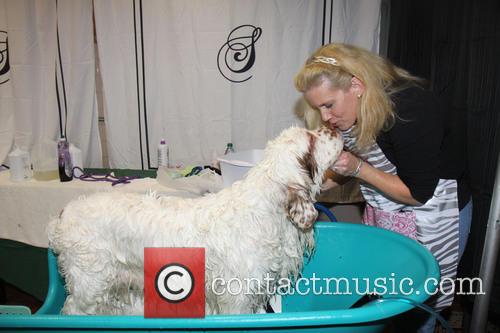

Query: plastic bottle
(157, 138), (169, 168)
(8, 147), (32, 182)
(69, 144), (83, 177)
(57, 136), (73, 182)
(224, 143), (235, 155)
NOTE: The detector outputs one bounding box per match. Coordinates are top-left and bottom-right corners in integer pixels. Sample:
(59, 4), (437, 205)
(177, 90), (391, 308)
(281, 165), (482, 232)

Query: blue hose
(314, 203), (337, 222)
(374, 297), (454, 333)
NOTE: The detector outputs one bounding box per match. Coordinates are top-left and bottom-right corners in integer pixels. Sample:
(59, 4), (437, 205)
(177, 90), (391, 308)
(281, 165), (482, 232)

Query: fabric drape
(387, 0), (500, 315)
(56, 0), (102, 168)
(0, 0), (14, 165)
(1, 0), (381, 171)
(94, 0), (381, 169)
(0, 0), (101, 168)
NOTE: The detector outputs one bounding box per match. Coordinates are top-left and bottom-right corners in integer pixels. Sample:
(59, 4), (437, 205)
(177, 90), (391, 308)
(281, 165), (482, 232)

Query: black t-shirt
(376, 86), (470, 209)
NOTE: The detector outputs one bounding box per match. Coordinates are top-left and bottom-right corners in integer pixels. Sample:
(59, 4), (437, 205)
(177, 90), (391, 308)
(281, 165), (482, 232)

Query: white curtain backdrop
(56, 0), (102, 168)
(0, 0), (101, 168)
(1, 0), (58, 163)
(93, 0), (144, 169)
(326, 0), (381, 52)
(0, 0), (14, 164)
(1, 0), (380, 169)
(94, 0), (381, 169)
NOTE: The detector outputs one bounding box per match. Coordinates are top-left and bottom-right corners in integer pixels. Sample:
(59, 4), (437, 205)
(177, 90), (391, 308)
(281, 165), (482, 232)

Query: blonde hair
(294, 43), (424, 150)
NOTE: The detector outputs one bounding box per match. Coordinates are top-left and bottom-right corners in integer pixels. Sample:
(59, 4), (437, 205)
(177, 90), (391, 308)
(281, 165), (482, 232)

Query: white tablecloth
(0, 171), (198, 248)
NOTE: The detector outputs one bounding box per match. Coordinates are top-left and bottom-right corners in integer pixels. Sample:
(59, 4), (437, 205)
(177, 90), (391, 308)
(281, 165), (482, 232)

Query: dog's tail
(47, 201), (86, 254)
(46, 209), (66, 254)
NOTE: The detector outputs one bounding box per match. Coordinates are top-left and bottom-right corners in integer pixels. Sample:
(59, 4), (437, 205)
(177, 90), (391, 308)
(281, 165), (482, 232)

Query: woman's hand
(331, 151), (362, 177)
(321, 178), (338, 191)
(321, 168), (352, 192)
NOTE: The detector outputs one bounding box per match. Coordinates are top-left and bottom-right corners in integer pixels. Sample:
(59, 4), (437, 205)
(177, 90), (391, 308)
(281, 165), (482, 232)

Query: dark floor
(0, 279), (43, 314)
(436, 296), (500, 333)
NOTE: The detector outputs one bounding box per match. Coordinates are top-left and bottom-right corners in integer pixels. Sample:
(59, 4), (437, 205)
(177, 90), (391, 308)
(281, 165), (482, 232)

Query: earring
(357, 94), (362, 99)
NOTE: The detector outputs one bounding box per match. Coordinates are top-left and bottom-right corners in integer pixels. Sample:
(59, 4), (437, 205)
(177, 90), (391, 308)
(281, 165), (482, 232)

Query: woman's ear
(350, 76), (365, 97)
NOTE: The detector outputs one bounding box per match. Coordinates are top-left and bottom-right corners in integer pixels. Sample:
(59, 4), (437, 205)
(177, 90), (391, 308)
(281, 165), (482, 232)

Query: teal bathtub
(0, 222), (440, 332)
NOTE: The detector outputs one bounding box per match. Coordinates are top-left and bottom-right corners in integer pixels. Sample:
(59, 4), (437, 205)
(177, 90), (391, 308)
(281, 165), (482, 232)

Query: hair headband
(312, 56), (340, 66)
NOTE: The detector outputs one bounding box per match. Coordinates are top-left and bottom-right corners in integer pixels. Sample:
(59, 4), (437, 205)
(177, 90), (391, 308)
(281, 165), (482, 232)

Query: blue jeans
(458, 199), (473, 261)
(417, 199), (473, 333)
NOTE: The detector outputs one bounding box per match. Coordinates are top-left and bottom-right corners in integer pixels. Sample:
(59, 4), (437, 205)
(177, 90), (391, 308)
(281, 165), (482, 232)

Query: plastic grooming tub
(0, 222), (439, 332)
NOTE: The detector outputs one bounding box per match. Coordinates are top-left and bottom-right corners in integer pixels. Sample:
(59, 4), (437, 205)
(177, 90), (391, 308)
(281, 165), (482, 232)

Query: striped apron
(341, 127), (459, 310)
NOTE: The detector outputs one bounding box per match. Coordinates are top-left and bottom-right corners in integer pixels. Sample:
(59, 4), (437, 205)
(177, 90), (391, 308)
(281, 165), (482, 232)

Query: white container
(157, 139), (169, 168)
(217, 149), (264, 188)
(8, 147), (32, 182)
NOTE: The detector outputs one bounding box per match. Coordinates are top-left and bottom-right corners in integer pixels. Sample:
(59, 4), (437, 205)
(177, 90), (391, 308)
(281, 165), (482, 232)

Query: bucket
(0, 222), (440, 332)
(217, 149), (264, 187)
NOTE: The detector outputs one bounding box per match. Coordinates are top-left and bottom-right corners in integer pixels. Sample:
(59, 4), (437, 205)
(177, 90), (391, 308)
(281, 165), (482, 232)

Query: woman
(295, 43), (472, 332)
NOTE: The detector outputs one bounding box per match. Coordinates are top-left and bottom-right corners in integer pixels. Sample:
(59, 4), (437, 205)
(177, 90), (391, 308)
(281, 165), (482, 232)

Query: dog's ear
(297, 132), (318, 182)
(286, 185), (318, 229)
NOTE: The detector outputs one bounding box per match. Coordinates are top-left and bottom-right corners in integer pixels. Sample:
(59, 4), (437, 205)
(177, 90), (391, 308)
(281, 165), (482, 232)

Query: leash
(72, 167), (138, 186)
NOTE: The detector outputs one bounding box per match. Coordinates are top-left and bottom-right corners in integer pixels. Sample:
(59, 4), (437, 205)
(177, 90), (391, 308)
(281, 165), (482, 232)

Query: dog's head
(260, 126), (343, 229)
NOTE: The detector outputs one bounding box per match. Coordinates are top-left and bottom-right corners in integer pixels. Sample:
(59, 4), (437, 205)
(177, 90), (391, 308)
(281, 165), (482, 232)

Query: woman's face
(304, 78), (362, 131)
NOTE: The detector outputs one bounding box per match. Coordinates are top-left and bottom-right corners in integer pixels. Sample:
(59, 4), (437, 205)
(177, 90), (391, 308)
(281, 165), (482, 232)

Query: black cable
(55, 0), (69, 139)
(322, 0), (326, 45)
(55, 70), (63, 138)
(329, 0), (333, 44)
(133, 0), (144, 170)
(139, 0), (151, 169)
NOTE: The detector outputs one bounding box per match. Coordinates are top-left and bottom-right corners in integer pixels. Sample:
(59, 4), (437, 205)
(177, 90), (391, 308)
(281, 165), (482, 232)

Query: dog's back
(47, 126), (342, 315)
(47, 188), (304, 314)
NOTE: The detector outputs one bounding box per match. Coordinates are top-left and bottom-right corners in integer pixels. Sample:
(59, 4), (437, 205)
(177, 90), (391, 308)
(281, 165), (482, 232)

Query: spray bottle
(57, 136), (73, 182)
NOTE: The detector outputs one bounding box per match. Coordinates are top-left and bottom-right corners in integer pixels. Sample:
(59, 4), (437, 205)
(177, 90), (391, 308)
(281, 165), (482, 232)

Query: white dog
(47, 126), (343, 315)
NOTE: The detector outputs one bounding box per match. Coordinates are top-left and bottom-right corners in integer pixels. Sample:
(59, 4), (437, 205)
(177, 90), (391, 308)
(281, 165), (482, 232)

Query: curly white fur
(47, 126), (343, 315)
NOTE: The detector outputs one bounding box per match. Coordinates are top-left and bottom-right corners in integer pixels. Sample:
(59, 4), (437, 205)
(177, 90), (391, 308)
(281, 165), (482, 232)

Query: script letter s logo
(217, 25), (262, 83)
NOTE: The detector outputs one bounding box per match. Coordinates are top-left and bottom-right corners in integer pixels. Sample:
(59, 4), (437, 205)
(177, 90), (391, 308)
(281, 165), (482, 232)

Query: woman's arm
(333, 151), (422, 206)
(356, 159), (422, 206)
